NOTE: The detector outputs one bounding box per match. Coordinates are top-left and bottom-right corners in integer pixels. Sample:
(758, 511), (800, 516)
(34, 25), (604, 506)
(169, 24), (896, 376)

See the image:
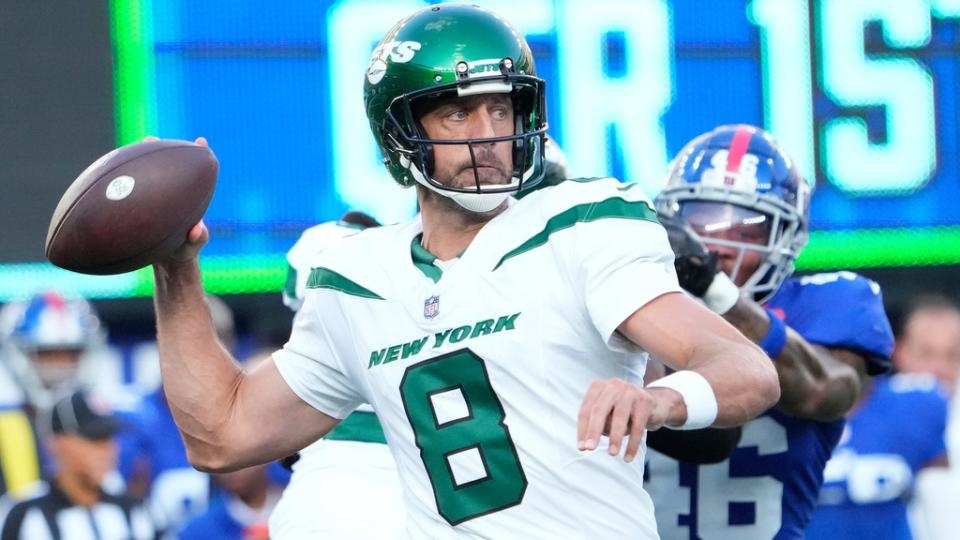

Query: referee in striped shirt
(0, 390), (159, 539)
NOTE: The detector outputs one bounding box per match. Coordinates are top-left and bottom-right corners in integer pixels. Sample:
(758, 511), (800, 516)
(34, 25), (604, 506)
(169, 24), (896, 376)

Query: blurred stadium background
(2, 0), (959, 383)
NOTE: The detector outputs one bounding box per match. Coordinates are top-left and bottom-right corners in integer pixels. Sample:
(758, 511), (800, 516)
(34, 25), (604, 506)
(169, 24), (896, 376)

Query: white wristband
(647, 370), (718, 430)
(702, 272), (740, 315)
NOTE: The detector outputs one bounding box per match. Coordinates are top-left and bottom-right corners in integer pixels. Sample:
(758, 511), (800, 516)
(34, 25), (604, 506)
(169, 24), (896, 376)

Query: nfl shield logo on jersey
(423, 295), (439, 319)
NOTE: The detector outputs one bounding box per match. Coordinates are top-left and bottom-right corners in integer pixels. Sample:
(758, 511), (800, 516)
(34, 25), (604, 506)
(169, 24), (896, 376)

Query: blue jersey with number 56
(645, 271), (894, 540)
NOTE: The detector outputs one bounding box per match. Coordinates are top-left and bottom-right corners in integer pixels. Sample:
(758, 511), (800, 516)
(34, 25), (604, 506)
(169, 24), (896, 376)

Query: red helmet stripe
(725, 126), (754, 175)
(44, 291), (66, 310)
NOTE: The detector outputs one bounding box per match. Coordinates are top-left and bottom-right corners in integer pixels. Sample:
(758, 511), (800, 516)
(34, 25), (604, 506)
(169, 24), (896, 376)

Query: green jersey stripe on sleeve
(494, 197), (659, 270)
(306, 267), (385, 300)
(283, 263), (298, 301)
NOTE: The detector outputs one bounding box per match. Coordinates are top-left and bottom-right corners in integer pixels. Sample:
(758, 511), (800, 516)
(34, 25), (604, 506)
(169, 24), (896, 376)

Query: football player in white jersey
(269, 137), (570, 539)
(151, 4), (779, 538)
(268, 211), (405, 539)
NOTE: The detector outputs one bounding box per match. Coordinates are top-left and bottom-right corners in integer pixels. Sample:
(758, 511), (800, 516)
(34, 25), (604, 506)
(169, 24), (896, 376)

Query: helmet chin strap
(436, 185), (512, 213)
(402, 155), (516, 213)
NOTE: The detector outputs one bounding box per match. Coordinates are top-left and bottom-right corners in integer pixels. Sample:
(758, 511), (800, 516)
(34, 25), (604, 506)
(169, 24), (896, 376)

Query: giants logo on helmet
(701, 149), (760, 193)
(366, 40), (422, 85)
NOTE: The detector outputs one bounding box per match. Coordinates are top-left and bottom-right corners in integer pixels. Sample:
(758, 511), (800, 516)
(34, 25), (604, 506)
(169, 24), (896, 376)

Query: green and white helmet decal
(363, 3), (548, 213)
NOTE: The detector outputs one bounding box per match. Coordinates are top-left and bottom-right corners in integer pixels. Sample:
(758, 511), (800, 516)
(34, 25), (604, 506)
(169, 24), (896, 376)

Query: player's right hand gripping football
(146, 135), (211, 265)
(658, 213), (719, 297)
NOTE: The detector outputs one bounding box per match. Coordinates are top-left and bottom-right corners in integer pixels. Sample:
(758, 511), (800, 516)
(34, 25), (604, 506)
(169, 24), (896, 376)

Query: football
(45, 139), (218, 275)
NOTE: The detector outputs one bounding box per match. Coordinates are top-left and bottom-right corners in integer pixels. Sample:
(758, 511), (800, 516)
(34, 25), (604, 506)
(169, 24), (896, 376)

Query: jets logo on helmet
(656, 124), (812, 303)
(366, 41), (422, 85)
(363, 4), (548, 213)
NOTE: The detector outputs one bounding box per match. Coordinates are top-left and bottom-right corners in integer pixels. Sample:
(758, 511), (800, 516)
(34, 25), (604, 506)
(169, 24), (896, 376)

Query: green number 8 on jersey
(400, 349), (527, 525)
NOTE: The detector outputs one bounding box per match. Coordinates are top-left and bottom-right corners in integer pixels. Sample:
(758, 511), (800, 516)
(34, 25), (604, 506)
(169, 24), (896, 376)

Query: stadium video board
(4, 0), (958, 300)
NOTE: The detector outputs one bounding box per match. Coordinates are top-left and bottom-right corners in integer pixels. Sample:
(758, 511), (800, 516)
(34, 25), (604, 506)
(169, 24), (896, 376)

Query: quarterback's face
(418, 93), (515, 188)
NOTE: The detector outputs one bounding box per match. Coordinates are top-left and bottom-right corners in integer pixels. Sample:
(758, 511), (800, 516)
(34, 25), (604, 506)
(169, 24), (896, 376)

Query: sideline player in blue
(0, 291), (106, 494)
(804, 373), (948, 540)
(644, 124), (894, 539)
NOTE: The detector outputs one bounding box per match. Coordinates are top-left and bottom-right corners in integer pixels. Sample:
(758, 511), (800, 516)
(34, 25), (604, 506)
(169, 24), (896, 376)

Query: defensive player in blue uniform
(0, 292), (106, 494)
(645, 124), (894, 539)
(805, 376), (949, 538)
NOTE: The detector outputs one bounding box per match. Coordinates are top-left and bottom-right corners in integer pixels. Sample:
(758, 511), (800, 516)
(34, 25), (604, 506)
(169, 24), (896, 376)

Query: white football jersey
(273, 218), (403, 539)
(274, 178), (680, 539)
(283, 221), (365, 312)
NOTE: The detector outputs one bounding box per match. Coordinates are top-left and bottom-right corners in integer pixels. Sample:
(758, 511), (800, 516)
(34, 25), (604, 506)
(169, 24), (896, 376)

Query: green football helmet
(363, 3), (548, 213)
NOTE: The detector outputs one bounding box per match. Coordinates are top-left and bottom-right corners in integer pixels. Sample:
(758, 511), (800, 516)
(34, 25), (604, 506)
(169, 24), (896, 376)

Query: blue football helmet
(655, 124), (812, 302)
(0, 291), (104, 407)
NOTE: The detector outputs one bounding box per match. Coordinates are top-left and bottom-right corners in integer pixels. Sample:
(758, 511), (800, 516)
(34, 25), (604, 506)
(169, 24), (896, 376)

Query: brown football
(45, 139), (218, 275)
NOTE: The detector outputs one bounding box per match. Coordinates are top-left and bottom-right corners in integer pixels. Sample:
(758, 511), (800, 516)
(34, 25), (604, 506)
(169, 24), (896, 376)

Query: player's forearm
(153, 261), (245, 467)
(621, 295), (779, 427)
(719, 298), (769, 342)
(723, 299), (861, 421)
(685, 337), (780, 427)
(773, 339), (861, 420)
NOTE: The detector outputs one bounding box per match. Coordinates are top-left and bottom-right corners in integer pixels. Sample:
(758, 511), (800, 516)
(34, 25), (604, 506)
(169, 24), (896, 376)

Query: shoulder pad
(770, 272), (894, 374)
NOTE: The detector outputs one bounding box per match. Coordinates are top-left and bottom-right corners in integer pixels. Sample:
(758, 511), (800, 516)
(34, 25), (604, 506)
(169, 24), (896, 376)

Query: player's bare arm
(577, 291), (780, 462)
(152, 141), (339, 473)
(621, 291), (780, 425)
(722, 298), (867, 420)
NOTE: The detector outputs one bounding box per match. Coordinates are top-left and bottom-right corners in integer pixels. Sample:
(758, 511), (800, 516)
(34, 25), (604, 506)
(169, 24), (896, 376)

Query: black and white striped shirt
(0, 481), (157, 540)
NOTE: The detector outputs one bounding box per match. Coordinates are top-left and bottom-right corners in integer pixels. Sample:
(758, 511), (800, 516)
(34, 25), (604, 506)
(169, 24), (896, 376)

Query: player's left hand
(659, 213), (719, 297)
(577, 379), (673, 462)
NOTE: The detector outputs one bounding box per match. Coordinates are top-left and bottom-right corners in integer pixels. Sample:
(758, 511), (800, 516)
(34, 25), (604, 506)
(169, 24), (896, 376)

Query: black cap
(49, 390), (121, 440)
